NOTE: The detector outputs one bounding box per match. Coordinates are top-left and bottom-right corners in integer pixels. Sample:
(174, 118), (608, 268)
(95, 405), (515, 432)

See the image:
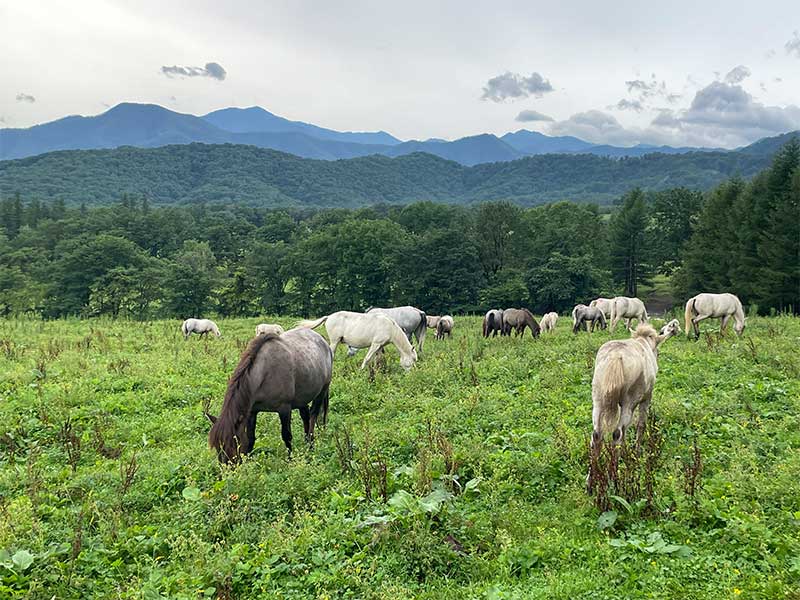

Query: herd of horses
(188, 293), (747, 475)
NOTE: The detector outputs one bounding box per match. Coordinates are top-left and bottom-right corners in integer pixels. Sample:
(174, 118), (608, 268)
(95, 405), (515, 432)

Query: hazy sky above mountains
(2, 0), (799, 148)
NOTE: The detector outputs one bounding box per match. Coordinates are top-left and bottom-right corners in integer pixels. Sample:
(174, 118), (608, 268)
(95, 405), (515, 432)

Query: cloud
(481, 71), (554, 102)
(650, 80), (800, 146)
(724, 65), (750, 84)
(624, 76), (680, 105)
(16, 93), (35, 103)
(613, 99), (644, 112)
(515, 109), (554, 122)
(765, 49), (776, 59)
(160, 61), (227, 80)
(786, 31), (800, 58)
(547, 110), (640, 145)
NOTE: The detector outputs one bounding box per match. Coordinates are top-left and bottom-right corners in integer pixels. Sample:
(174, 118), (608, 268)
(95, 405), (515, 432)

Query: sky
(1, 0), (799, 148)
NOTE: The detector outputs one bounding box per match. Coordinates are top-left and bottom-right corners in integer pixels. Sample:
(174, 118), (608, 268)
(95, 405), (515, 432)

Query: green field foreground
(1, 315), (798, 599)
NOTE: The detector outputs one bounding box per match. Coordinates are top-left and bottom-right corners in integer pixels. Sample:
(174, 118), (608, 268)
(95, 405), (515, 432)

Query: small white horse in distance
(684, 293), (746, 339)
(426, 315), (441, 329)
(589, 298), (614, 319)
(591, 320), (681, 449)
(540, 312), (559, 333)
(609, 296), (649, 331)
(298, 311), (417, 371)
(181, 318), (221, 340)
(255, 323), (285, 337)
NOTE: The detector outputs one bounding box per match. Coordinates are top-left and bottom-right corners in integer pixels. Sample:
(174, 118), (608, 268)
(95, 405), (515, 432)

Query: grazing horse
(540, 312), (559, 333)
(182, 318), (221, 339)
(572, 305), (607, 333)
(589, 298), (614, 319)
(684, 293), (746, 339)
(502, 308), (541, 338)
(591, 320), (680, 450)
(298, 311), (417, 371)
(609, 297), (649, 331)
(426, 315), (441, 329)
(255, 323), (285, 337)
(483, 309), (504, 338)
(205, 328), (332, 464)
(366, 306), (427, 354)
(436, 315), (454, 339)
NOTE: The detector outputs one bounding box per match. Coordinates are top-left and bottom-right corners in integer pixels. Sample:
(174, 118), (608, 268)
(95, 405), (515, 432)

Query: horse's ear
(205, 412), (218, 425)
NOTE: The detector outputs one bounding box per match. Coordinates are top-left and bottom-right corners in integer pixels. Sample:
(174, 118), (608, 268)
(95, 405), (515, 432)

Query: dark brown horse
(502, 308), (541, 338)
(206, 328), (332, 464)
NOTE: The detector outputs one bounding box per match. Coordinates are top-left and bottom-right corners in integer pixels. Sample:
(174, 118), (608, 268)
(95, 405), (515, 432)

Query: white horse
(366, 306), (427, 354)
(591, 320), (680, 448)
(298, 311), (417, 371)
(589, 298), (614, 319)
(540, 312), (559, 333)
(181, 318), (221, 339)
(684, 293), (746, 339)
(255, 323), (285, 337)
(426, 315), (441, 329)
(609, 297), (649, 331)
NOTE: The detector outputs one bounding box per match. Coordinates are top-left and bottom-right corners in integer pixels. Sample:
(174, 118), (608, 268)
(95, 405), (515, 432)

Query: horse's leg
(625, 317), (632, 330)
(244, 411), (258, 455)
(329, 338), (340, 355)
(692, 313), (710, 340)
(299, 405), (311, 442)
(635, 394), (651, 451)
(279, 412), (292, 457)
(617, 399), (634, 446)
(720, 315), (730, 335)
(360, 343), (383, 369)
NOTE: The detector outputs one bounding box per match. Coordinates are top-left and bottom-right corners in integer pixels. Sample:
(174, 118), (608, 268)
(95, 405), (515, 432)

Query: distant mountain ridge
(0, 132), (787, 208)
(0, 102), (793, 165)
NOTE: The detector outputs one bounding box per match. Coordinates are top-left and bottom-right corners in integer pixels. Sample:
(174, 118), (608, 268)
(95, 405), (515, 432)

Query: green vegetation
(0, 141), (775, 207)
(1, 314), (798, 598)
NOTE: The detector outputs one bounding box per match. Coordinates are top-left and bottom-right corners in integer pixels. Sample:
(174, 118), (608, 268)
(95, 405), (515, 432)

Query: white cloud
(481, 71), (554, 102)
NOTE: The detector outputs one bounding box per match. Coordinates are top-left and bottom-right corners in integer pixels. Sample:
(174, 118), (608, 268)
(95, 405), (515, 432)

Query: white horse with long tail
(609, 296), (649, 331)
(591, 319), (681, 449)
(297, 311), (417, 371)
(684, 293), (745, 339)
(181, 318), (221, 339)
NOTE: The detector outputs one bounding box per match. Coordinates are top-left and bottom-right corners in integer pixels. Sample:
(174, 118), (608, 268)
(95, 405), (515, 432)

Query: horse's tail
(415, 310), (427, 351)
(641, 305), (649, 322)
(609, 300), (618, 330)
(312, 384), (330, 427)
(181, 320), (188, 336)
(684, 297), (695, 338)
(596, 355), (625, 436)
(484, 313), (493, 337)
(598, 311), (607, 330)
(297, 315), (328, 330)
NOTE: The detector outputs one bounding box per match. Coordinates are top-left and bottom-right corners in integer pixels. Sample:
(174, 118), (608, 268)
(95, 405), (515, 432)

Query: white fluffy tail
(296, 315), (328, 330)
(597, 356), (625, 435)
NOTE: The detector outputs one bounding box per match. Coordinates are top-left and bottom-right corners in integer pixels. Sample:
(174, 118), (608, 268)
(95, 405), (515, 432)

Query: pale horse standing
(298, 311), (417, 371)
(540, 312), (559, 333)
(181, 318), (221, 339)
(426, 315), (442, 329)
(589, 298), (614, 320)
(609, 296), (649, 331)
(590, 319), (681, 449)
(684, 293), (746, 339)
(255, 323), (285, 336)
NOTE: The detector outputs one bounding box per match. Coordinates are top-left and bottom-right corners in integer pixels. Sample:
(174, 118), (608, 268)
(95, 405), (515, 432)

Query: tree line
(0, 140), (797, 319)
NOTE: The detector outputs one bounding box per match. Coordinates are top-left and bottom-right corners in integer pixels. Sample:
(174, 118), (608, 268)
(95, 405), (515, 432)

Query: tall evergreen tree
(608, 189), (651, 297)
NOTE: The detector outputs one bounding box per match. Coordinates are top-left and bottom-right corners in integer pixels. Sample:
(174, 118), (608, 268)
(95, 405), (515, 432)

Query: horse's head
(657, 319), (681, 345)
(207, 411), (253, 465)
(401, 348), (417, 371)
(734, 319), (746, 336)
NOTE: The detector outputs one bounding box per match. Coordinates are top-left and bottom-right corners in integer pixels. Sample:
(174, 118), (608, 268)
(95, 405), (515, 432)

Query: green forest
(0, 140), (798, 319)
(0, 140), (777, 208)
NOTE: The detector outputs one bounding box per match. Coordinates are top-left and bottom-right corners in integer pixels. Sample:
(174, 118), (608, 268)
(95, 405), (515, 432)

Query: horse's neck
(389, 326), (413, 356)
(733, 302), (745, 325)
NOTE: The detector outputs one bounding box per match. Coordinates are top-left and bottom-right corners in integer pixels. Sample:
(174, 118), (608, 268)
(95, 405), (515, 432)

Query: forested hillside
(1, 140), (797, 318)
(0, 140), (777, 207)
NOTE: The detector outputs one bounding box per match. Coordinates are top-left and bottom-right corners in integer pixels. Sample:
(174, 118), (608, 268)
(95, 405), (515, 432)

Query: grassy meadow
(0, 314), (799, 599)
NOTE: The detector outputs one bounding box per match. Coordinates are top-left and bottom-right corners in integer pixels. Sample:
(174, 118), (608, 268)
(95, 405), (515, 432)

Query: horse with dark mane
(206, 328), (332, 464)
(502, 308), (541, 338)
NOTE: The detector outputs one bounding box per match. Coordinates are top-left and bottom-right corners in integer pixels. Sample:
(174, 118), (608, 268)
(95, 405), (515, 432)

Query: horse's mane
(632, 323), (658, 339)
(209, 333), (279, 457)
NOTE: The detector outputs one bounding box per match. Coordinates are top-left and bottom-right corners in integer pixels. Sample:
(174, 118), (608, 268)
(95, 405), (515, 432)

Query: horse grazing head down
(206, 334), (275, 464)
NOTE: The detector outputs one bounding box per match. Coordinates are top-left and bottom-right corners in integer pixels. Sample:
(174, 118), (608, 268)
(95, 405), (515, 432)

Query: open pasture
(0, 315), (798, 598)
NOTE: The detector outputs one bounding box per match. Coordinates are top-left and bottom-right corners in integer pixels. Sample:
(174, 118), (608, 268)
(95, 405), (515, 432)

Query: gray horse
(572, 304), (607, 333)
(502, 308), (541, 338)
(483, 309), (504, 337)
(206, 328), (332, 464)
